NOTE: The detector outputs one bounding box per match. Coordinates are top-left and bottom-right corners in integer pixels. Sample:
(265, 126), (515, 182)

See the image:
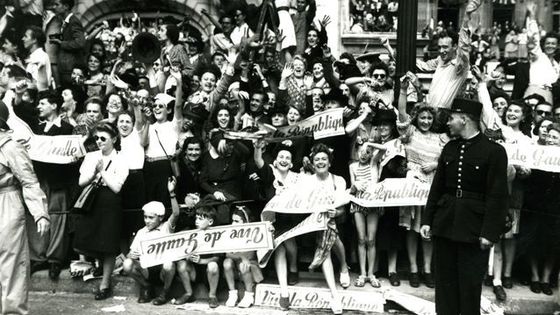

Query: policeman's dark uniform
(422, 99), (509, 315)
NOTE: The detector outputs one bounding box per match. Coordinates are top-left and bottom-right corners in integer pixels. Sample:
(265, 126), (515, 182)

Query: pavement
(29, 268), (559, 315)
(28, 291), (410, 315)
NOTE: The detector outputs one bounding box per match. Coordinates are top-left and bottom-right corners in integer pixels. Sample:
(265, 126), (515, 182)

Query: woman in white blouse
(73, 122), (129, 301)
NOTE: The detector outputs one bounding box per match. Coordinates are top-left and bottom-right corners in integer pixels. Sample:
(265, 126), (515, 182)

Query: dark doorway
(437, 3), (460, 30)
(493, 4), (515, 29)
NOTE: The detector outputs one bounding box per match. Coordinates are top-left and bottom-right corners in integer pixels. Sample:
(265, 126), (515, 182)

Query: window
(348, 0), (398, 33)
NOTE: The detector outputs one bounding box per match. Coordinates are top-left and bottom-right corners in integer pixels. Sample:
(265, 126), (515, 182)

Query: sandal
(369, 275), (382, 288)
(354, 275), (366, 287)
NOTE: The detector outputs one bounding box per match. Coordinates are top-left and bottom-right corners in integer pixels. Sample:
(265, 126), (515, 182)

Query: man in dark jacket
(50, 0), (85, 89)
(420, 98), (509, 315)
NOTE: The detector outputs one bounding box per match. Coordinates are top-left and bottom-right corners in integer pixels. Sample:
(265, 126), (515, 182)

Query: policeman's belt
(445, 189), (485, 200)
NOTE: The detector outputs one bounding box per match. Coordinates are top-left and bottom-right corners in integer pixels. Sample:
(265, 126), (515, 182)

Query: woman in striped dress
(397, 74), (448, 288)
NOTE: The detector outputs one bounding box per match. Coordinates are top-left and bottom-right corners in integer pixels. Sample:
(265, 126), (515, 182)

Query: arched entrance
(73, 0), (215, 38)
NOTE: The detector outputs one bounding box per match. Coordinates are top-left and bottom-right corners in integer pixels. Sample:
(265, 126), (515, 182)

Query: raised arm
(201, 8), (223, 32)
(345, 105), (371, 135)
(167, 177), (180, 230)
(472, 65), (503, 132)
(169, 69), (183, 121)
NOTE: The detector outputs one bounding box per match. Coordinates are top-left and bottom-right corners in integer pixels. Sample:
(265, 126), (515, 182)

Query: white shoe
(225, 290), (238, 307)
(340, 270), (350, 288)
(238, 292), (254, 308)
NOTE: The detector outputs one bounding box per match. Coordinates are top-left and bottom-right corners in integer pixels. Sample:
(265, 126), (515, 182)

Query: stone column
(396, 0), (418, 75)
(418, 0), (438, 32)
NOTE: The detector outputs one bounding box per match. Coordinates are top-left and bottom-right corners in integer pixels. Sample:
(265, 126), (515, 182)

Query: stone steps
(30, 269), (558, 314)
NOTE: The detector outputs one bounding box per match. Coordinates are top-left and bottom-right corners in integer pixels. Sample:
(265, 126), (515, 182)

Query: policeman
(420, 98), (508, 315)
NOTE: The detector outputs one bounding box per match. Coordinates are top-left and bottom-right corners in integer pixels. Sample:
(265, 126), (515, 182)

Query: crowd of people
(1, 0), (560, 314)
(348, 0), (398, 33)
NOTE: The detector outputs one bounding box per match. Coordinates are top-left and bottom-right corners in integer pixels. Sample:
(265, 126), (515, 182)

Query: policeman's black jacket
(422, 132), (509, 243)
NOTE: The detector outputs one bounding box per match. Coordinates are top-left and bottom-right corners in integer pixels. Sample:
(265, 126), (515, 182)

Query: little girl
(349, 143), (385, 288)
(223, 207), (264, 308)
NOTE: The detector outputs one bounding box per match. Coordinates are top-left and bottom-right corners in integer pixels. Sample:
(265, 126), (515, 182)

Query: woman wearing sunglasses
(142, 70), (183, 209)
(73, 122), (129, 301)
(344, 62), (394, 110)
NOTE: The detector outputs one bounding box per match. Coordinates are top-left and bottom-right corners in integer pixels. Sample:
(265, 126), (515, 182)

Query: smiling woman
(118, 108), (147, 240)
(73, 122), (129, 301)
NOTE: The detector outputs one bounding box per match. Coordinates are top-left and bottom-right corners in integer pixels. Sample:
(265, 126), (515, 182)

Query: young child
(349, 143), (385, 288)
(174, 206), (222, 308)
(223, 207), (264, 308)
(122, 177), (180, 306)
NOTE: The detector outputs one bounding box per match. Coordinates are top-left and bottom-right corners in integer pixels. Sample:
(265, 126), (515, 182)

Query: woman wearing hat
(73, 122), (129, 300)
(373, 108), (407, 286)
(397, 73), (448, 288)
(142, 70), (183, 208)
(345, 62), (394, 110)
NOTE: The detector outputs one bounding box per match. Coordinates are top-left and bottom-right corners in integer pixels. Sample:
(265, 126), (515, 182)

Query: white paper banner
(255, 283), (385, 312)
(28, 135), (86, 164)
(270, 108), (344, 140)
(504, 143), (560, 173)
(257, 212), (328, 267)
(140, 222), (274, 268)
(351, 178), (432, 208)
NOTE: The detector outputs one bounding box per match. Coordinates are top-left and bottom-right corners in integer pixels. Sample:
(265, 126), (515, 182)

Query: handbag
(73, 160), (112, 214)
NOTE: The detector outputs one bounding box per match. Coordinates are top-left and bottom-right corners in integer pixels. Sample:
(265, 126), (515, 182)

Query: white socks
(225, 290), (238, 307)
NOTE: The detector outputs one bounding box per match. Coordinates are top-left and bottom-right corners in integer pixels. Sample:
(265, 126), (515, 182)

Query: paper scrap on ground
(384, 289), (504, 315)
(101, 304), (125, 313)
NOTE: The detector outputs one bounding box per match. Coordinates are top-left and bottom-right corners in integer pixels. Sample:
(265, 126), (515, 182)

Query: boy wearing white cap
(122, 177), (180, 306)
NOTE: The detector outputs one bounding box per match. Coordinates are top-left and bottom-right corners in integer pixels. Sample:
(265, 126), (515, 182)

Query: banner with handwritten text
(255, 283), (385, 312)
(140, 222), (274, 268)
(504, 144), (560, 173)
(271, 108), (344, 140)
(28, 135), (87, 164)
(351, 178), (431, 208)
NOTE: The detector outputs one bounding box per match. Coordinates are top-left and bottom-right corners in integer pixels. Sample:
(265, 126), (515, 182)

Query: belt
(129, 169), (143, 174)
(0, 185), (18, 194)
(446, 189), (485, 200)
(277, 6), (289, 11)
(145, 156), (168, 162)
